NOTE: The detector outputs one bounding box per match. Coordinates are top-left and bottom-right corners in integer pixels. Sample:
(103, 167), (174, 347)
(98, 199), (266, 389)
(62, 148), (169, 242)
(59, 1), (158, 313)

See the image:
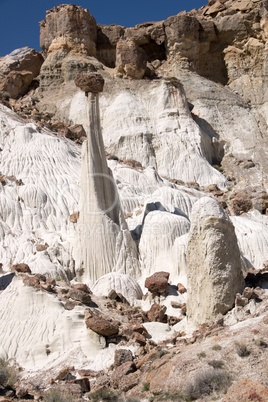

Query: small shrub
(213, 164), (224, 173)
(197, 352), (206, 359)
(142, 382), (150, 392)
(212, 344), (222, 351)
(108, 155), (119, 161)
(44, 390), (73, 402)
(151, 392), (190, 401)
(0, 358), (17, 389)
(208, 360), (224, 369)
(227, 186), (232, 191)
(235, 341), (251, 357)
(255, 338), (268, 348)
(157, 349), (169, 358)
(184, 368), (232, 399)
(88, 388), (118, 401)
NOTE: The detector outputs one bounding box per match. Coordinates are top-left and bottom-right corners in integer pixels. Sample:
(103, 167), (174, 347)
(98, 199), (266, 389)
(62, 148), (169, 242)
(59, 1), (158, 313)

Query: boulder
(107, 289), (129, 304)
(0, 47), (43, 78)
(72, 283), (91, 294)
(147, 303), (167, 323)
(0, 71), (33, 98)
(70, 377), (90, 393)
(145, 271), (170, 294)
(69, 289), (91, 305)
(84, 308), (119, 336)
(177, 283), (187, 294)
(110, 361), (136, 388)
(11, 263), (31, 274)
(186, 197), (244, 328)
(69, 211), (79, 223)
(75, 73), (104, 93)
(67, 124), (86, 140)
(114, 349), (133, 367)
(132, 332), (146, 346)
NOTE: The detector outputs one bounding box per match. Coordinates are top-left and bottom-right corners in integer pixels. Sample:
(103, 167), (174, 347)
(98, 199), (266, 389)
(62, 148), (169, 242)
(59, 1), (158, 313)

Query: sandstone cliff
(34, 0), (268, 188)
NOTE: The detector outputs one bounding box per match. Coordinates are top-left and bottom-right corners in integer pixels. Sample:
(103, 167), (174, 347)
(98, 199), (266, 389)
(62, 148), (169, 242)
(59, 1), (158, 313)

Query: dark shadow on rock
(0, 272), (15, 290)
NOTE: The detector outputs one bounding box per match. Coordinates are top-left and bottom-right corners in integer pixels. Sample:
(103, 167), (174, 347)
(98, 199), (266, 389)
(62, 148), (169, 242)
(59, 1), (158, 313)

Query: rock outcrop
(115, 39), (147, 79)
(74, 73), (140, 284)
(0, 47), (43, 98)
(186, 197), (244, 328)
(39, 4), (97, 56)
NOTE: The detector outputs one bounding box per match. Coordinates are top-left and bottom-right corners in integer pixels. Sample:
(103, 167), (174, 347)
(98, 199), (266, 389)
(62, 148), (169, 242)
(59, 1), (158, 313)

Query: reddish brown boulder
(69, 289), (91, 305)
(72, 283), (91, 294)
(147, 303), (167, 323)
(74, 73), (104, 93)
(107, 289), (129, 304)
(177, 283), (187, 293)
(132, 332), (146, 346)
(11, 263), (31, 274)
(23, 276), (40, 288)
(145, 271), (170, 294)
(70, 211), (79, 223)
(110, 361), (136, 388)
(69, 377), (90, 393)
(85, 308), (119, 336)
(36, 243), (48, 252)
(116, 371), (141, 393)
(171, 301), (184, 309)
(235, 293), (248, 307)
(114, 349), (133, 367)
(120, 323), (148, 339)
(67, 124), (86, 141)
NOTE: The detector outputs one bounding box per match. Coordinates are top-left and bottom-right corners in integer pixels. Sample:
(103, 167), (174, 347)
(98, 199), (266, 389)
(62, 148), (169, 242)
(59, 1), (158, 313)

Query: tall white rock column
(74, 74), (140, 284)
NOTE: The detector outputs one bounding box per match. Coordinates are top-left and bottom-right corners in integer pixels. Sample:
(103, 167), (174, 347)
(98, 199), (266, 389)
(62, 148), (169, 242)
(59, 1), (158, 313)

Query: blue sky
(0, 0), (206, 57)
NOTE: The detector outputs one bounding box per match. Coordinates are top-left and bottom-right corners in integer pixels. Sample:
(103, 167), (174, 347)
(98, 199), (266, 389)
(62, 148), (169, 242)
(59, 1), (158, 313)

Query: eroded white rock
(186, 197), (244, 328)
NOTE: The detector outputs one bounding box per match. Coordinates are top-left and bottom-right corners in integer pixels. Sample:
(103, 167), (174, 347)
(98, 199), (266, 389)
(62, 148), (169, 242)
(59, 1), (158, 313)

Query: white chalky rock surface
(69, 79), (227, 188)
(0, 277), (106, 369)
(92, 272), (143, 305)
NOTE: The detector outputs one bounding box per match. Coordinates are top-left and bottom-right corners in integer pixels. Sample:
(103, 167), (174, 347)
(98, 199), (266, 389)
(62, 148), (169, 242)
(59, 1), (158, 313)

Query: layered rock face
(39, 5), (103, 92)
(40, 4), (97, 56)
(186, 197), (245, 328)
(74, 74), (140, 284)
(36, 1), (268, 188)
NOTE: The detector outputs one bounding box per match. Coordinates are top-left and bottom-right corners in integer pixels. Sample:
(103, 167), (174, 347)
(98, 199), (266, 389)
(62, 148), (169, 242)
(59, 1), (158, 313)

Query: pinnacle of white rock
(74, 74), (140, 285)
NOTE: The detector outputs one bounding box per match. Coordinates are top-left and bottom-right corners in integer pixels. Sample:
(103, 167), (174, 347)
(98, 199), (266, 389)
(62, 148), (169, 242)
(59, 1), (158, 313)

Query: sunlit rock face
(39, 4), (97, 56)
